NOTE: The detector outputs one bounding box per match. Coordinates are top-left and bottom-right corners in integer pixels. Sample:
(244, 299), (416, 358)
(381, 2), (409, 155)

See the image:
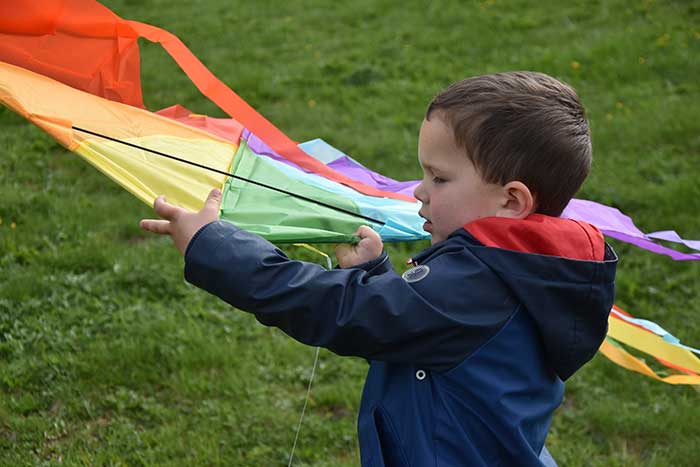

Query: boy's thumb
(203, 188), (222, 212)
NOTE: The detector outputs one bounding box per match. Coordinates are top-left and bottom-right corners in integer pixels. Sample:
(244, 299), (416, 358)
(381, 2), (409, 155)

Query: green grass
(1, 0), (699, 465)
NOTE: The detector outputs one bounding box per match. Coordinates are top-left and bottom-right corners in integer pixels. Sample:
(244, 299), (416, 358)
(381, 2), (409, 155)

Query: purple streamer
(242, 129), (293, 166)
(326, 156), (418, 198)
(242, 131), (419, 197)
(562, 199), (700, 261)
(647, 230), (700, 251)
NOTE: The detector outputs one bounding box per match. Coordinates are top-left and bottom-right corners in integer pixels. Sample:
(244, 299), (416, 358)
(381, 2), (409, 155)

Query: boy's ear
(497, 181), (534, 219)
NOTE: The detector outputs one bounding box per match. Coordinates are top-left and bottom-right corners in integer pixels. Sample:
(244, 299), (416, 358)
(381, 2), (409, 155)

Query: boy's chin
(429, 234), (444, 245)
(423, 221), (441, 244)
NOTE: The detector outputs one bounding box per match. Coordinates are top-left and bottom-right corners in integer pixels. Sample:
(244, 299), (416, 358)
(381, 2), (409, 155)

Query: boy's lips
(419, 212), (432, 232)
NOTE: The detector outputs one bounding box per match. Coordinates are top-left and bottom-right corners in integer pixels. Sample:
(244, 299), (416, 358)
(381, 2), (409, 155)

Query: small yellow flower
(639, 56), (646, 64)
(616, 101), (624, 109)
(11, 222), (16, 230)
(307, 99), (317, 108)
(656, 33), (671, 47)
(606, 113), (613, 121)
(570, 61), (581, 70)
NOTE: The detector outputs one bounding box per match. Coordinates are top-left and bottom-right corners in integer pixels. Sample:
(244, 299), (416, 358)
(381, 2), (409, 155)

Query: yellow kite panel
(0, 60), (238, 210)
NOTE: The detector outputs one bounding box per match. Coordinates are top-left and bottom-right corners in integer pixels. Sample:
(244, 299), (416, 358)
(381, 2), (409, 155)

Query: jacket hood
(459, 215), (618, 381)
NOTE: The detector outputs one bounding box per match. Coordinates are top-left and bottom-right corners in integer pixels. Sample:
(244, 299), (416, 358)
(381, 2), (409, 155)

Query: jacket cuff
(353, 251), (393, 277)
(184, 220), (240, 263)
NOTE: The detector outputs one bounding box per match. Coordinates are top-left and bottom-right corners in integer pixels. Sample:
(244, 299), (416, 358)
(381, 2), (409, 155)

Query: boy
(140, 71), (617, 466)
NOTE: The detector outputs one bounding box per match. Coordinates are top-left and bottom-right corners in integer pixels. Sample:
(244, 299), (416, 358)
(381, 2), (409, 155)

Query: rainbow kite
(1, 0), (699, 384)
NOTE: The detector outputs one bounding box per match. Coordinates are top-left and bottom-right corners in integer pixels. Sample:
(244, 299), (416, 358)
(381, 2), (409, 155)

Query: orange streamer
(0, 0), (413, 202)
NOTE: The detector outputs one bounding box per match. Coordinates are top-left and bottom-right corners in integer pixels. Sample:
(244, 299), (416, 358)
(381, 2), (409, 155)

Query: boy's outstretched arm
(140, 190), (513, 371)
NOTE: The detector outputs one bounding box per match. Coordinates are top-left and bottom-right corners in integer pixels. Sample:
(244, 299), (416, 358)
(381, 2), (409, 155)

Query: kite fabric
(1, 0), (699, 384)
(0, 60), (427, 243)
(600, 306), (700, 385)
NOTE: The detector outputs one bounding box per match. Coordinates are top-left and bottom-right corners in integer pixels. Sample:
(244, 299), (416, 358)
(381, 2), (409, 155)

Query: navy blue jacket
(184, 217), (617, 466)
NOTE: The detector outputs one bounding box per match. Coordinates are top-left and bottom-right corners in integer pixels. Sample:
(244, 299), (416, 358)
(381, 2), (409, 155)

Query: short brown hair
(426, 71), (591, 216)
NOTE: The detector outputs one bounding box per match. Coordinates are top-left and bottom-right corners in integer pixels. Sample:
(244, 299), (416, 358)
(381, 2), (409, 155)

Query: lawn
(1, 0), (699, 465)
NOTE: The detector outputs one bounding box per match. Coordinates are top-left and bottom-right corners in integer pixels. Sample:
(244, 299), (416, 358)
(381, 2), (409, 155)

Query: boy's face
(414, 116), (504, 244)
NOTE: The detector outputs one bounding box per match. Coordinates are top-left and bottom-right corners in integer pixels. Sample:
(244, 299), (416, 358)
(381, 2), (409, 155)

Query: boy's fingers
(334, 244), (354, 268)
(335, 244), (354, 260)
(356, 225), (380, 243)
(354, 225), (371, 238)
(139, 219), (171, 235)
(153, 195), (181, 220)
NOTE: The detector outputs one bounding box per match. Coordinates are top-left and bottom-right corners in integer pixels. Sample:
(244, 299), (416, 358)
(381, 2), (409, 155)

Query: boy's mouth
(419, 212), (432, 233)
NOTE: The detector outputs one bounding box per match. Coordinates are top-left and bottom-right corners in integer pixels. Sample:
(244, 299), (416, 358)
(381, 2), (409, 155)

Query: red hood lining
(463, 214), (605, 261)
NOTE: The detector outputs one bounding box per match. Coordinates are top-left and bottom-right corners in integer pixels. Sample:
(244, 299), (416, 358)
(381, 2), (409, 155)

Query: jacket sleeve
(184, 221), (513, 370)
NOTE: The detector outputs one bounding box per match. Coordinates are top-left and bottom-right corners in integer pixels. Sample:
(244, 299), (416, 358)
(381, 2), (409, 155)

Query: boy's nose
(413, 182), (426, 203)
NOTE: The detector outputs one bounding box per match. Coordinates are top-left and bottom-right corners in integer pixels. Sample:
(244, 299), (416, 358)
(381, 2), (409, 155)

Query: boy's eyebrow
(418, 154), (447, 173)
(418, 158), (432, 170)
(421, 162), (445, 173)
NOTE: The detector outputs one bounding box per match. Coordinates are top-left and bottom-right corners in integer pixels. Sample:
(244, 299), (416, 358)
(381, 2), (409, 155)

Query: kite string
(288, 346), (320, 467)
(71, 125), (386, 226)
(287, 244), (332, 466)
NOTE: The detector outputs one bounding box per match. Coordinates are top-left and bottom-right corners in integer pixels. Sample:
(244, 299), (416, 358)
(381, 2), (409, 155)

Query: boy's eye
(433, 176), (445, 184)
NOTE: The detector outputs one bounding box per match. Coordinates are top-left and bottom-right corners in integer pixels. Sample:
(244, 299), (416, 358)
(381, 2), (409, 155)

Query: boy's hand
(139, 188), (222, 255)
(335, 225), (383, 268)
